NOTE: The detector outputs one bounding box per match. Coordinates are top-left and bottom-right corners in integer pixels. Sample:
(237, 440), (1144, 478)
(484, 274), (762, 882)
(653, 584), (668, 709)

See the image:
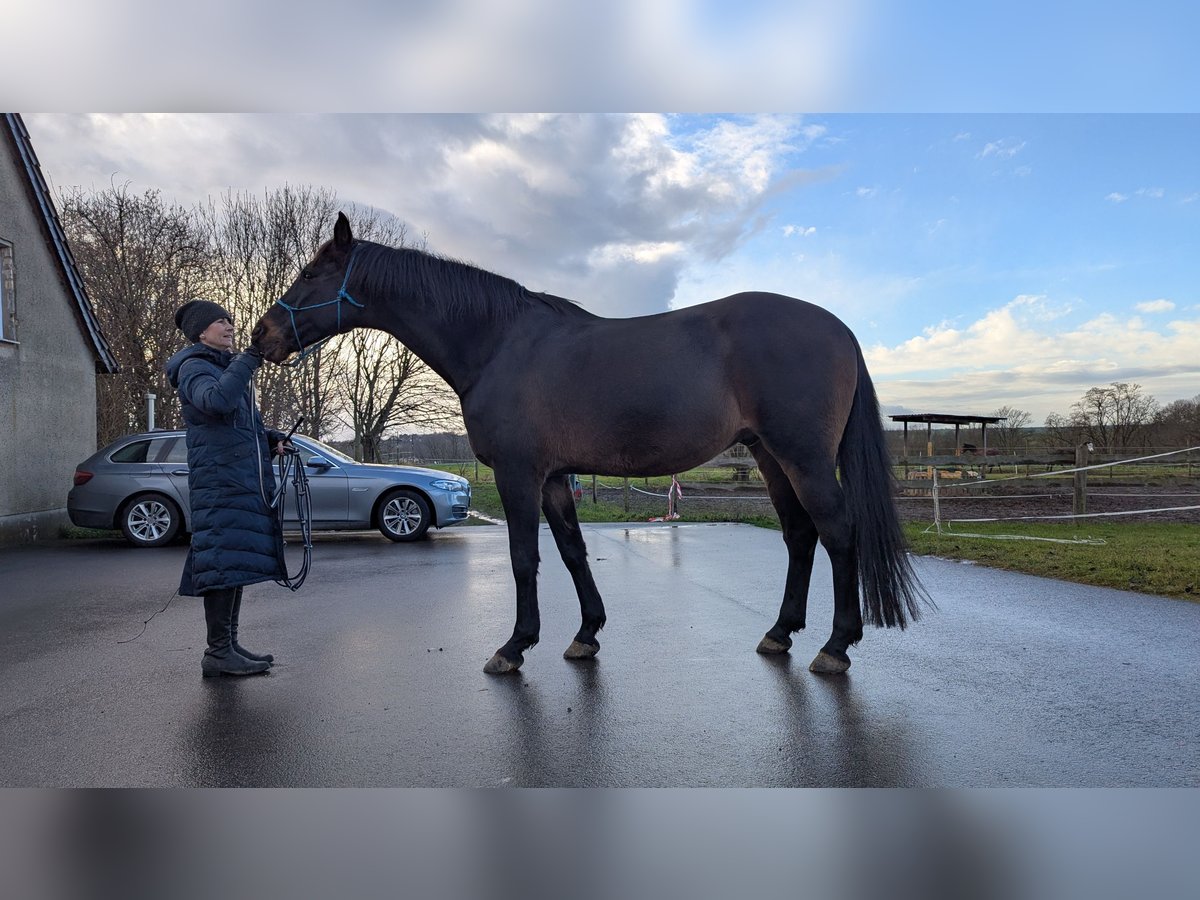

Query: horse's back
(701, 292), (859, 376)
(702, 290), (851, 334)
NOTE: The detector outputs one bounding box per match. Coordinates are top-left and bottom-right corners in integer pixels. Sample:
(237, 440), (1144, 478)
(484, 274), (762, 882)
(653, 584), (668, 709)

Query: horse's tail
(838, 338), (932, 628)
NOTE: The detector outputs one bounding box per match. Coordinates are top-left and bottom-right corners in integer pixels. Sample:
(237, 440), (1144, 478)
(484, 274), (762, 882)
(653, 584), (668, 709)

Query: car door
(160, 435), (192, 523)
(280, 439), (348, 526)
(122, 435), (184, 499)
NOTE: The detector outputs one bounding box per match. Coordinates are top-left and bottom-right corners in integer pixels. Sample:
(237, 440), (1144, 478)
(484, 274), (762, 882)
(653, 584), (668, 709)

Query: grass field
(902, 520), (1199, 600)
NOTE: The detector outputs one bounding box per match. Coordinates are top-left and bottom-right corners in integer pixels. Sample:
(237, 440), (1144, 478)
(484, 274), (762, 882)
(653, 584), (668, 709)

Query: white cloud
(953, 132), (971, 142)
(1109, 187), (1167, 203)
(31, 112), (821, 318)
(587, 241), (685, 267)
(1136, 299), (1175, 313)
(865, 296), (1200, 420)
(978, 138), (1026, 159)
(856, 186), (877, 198)
(783, 225), (817, 237)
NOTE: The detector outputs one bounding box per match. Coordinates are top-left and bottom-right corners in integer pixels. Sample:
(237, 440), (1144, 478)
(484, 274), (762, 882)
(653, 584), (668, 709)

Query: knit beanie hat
(175, 299), (232, 343)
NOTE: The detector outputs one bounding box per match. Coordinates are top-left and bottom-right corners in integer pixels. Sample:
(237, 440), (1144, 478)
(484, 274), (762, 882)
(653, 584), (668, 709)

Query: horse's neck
(366, 280), (524, 398)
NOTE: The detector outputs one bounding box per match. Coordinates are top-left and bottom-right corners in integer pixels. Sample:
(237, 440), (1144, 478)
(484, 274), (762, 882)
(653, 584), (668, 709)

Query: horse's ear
(334, 212), (353, 249)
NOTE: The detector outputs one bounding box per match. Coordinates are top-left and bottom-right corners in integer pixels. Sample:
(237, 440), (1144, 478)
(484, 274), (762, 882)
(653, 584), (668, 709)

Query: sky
(10, 1), (1200, 426)
(27, 112), (1198, 424)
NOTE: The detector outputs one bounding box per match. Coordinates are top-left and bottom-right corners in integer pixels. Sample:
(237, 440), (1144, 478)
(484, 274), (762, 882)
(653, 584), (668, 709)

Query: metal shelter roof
(889, 413), (1006, 426)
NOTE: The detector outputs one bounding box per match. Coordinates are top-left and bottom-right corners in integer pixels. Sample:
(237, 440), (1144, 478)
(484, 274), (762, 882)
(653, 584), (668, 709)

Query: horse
(252, 213), (929, 675)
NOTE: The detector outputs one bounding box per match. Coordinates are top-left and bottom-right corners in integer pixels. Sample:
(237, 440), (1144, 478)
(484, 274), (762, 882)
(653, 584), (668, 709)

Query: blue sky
(668, 114), (1200, 418)
(27, 112), (1199, 423)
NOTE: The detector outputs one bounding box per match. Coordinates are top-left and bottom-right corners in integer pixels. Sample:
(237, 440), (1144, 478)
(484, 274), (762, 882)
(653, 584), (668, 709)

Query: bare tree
(196, 186), (343, 438)
(63, 181), (459, 453)
(58, 183), (209, 444)
(1041, 411), (1082, 450)
(1154, 394), (1200, 447)
(332, 331), (461, 461)
(1046, 382), (1160, 452)
(990, 405), (1032, 452)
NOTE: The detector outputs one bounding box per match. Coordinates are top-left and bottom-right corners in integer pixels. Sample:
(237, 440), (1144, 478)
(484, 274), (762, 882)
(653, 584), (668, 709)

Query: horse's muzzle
(250, 319), (289, 364)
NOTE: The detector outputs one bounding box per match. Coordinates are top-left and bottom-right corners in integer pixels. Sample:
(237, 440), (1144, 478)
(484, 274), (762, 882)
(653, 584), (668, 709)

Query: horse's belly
(560, 412), (737, 477)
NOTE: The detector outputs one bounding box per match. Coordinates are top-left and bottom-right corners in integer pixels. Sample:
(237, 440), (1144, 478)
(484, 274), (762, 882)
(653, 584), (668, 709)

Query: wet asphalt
(1, 522), (1197, 787)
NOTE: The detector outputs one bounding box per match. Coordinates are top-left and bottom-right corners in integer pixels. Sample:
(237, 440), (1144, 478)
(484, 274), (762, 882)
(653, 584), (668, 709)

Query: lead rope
(250, 380), (313, 591)
(272, 446), (313, 591)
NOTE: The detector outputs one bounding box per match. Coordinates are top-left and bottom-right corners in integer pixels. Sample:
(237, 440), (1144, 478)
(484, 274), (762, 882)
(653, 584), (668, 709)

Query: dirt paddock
(897, 480), (1200, 526)
(596, 479), (1200, 526)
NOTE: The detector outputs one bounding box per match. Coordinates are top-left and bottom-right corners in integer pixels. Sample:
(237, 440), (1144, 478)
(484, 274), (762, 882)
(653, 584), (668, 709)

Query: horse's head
(252, 212), (367, 364)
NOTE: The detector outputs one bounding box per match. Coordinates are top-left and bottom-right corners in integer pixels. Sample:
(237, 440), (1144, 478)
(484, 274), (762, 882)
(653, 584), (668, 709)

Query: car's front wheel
(378, 489), (432, 542)
(120, 493), (183, 547)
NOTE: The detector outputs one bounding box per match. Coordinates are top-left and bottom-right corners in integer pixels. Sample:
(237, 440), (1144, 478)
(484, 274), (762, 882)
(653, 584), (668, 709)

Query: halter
(275, 244), (365, 367)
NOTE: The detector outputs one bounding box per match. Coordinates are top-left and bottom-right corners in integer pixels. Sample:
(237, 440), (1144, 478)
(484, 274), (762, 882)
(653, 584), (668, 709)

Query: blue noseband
(275, 244), (365, 367)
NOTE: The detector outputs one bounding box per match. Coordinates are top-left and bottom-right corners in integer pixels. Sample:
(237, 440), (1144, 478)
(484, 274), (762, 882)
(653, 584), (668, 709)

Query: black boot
(230, 586), (274, 664)
(202, 589), (270, 677)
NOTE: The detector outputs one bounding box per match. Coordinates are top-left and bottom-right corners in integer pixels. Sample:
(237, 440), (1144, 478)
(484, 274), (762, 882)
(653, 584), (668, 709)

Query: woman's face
(199, 316), (236, 352)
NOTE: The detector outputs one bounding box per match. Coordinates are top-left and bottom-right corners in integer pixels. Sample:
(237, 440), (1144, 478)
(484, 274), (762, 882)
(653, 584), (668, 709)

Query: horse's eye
(301, 270), (314, 281)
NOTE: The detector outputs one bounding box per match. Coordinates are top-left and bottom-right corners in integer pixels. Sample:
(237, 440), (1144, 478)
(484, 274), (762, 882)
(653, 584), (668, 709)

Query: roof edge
(3, 113), (119, 374)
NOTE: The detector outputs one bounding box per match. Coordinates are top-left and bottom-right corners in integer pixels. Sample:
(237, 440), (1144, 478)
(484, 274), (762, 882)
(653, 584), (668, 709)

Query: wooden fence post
(1073, 443), (1090, 518)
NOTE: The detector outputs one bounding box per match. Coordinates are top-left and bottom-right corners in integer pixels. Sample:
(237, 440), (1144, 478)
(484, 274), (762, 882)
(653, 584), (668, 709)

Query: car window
(110, 437), (182, 464)
(110, 440), (153, 463)
(297, 444), (341, 467)
(162, 438), (188, 464)
(298, 437), (356, 464)
(149, 438), (177, 462)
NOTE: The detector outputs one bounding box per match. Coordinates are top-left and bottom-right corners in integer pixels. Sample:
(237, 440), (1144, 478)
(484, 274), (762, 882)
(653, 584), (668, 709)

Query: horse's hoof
(756, 635), (791, 654)
(563, 640), (599, 660)
(808, 651), (850, 674)
(483, 652), (522, 675)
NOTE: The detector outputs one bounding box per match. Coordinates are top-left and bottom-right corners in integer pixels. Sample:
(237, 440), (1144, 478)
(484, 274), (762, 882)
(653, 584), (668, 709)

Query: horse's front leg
(541, 475), (606, 660)
(484, 471), (545, 675)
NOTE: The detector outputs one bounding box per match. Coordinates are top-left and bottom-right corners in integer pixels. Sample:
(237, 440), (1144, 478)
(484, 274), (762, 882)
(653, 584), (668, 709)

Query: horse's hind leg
(771, 455), (864, 674)
(542, 475), (606, 660)
(748, 444), (819, 655)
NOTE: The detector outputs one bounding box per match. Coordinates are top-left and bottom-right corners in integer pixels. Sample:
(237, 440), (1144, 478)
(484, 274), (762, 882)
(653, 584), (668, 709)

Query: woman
(165, 299), (290, 677)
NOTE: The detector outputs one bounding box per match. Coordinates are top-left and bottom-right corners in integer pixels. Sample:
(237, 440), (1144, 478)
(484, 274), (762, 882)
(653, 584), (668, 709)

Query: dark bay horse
(253, 213), (929, 675)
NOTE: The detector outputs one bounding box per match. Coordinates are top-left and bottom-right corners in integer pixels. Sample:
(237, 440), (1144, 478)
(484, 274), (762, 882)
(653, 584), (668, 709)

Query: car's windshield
(298, 436), (356, 464)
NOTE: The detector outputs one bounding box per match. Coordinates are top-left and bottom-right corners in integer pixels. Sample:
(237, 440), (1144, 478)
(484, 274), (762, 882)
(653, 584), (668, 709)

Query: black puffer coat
(165, 344), (287, 596)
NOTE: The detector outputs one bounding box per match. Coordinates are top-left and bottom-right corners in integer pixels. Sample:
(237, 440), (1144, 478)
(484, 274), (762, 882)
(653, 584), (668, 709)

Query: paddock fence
(373, 443), (1200, 533)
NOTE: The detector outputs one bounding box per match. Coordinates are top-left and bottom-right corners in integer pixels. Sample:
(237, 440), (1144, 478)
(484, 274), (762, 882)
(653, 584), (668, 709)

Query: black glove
(238, 348), (264, 370)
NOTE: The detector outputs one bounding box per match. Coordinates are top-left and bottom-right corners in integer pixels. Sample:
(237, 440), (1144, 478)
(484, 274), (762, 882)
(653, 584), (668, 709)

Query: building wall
(0, 140), (99, 545)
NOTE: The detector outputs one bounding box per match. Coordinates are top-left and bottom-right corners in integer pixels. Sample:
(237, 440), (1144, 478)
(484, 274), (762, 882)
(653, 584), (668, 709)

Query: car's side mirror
(306, 456), (333, 470)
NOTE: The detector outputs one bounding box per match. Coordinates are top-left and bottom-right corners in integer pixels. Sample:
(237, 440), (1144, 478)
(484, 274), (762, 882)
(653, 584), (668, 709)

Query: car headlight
(430, 480), (467, 492)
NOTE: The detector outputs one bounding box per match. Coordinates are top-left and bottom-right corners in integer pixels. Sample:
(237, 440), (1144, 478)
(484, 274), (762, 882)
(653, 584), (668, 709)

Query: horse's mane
(354, 241), (587, 323)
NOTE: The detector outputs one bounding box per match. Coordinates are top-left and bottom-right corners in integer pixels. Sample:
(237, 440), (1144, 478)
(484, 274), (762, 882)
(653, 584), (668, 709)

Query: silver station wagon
(68, 430), (472, 548)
